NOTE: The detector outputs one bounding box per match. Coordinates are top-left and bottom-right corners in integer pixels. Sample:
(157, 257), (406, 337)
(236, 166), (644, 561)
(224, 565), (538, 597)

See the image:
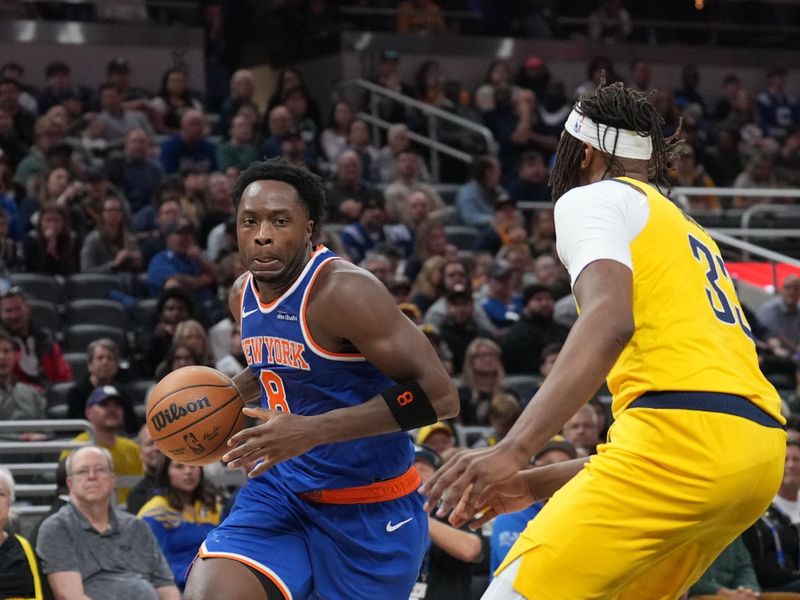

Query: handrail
(710, 228), (800, 238)
(356, 111), (474, 163)
(708, 230), (800, 267)
(673, 187), (800, 199)
(347, 79), (495, 151)
(339, 78), (495, 182)
(707, 229), (800, 291)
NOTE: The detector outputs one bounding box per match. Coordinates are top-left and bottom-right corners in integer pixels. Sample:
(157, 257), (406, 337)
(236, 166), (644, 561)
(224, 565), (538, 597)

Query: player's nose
(254, 222), (273, 245)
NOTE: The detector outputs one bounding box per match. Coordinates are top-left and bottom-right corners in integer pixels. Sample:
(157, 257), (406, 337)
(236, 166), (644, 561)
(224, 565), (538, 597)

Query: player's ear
(580, 142), (593, 169)
(305, 219), (314, 242)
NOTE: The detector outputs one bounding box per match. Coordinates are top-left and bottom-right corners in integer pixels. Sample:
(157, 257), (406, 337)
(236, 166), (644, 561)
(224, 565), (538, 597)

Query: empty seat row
(47, 379), (156, 419)
(28, 299), (131, 332)
(10, 272), (135, 304)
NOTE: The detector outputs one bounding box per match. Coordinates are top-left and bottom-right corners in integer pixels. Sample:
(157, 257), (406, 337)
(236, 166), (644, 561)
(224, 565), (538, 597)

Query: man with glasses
(60, 385), (143, 505)
(0, 286), (72, 391)
(37, 445), (179, 600)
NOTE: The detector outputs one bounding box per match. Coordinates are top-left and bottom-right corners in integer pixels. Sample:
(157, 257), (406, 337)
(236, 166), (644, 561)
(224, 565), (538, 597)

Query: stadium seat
(67, 299), (129, 329)
(504, 375), (541, 403)
(129, 379), (155, 408)
(10, 273), (63, 304)
(133, 298), (158, 330)
(444, 225), (479, 251)
(64, 324), (128, 357)
(27, 299), (61, 335)
(65, 273), (122, 300)
(47, 381), (76, 418)
(62, 352), (89, 382)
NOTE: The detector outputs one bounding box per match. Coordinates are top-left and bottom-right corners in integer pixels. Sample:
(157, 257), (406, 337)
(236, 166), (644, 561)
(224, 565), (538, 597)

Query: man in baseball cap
(59, 384), (143, 504)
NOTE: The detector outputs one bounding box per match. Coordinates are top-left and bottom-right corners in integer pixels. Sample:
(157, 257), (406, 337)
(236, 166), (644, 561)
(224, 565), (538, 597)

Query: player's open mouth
(253, 257), (278, 266)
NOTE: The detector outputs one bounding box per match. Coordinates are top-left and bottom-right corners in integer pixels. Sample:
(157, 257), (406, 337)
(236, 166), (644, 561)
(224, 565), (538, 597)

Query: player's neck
(255, 243), (313, 303)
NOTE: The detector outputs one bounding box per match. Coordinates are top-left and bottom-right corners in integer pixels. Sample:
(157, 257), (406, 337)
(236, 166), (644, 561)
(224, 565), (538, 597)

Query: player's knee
(184, 557), (275, 600)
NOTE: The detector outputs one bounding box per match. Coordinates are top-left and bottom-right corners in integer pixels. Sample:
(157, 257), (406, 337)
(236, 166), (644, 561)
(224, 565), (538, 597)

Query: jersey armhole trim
(300, 256), (366, 362)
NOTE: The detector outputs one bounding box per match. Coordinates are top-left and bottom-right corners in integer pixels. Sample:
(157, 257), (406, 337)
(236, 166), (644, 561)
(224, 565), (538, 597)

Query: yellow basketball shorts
(496, 404), (787, 600)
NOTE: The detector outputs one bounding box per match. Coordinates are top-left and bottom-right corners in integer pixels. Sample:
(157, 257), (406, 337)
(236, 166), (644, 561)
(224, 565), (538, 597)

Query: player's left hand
(421, 442), (528, 522)
(222, 407), (319, 478)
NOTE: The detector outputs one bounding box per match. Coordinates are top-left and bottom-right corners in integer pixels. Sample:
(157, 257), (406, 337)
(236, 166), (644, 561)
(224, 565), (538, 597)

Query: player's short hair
(232, 158), (326, 230)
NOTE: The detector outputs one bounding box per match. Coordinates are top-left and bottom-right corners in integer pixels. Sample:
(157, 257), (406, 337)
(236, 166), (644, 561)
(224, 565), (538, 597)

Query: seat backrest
(47, 381), (76, 409)
(133, 298), (158, 329)
(64, 325), (128, 357)
(10, 273), (63, 304)
(67, 299), (129, 329)
(504, 374), (542, 403)
(62, 352), (89, 382)
(444, 225), (479, 251)
(129, 379), (155, 408)
(27, 299), (61, 335)
(65, 273), (122, 300)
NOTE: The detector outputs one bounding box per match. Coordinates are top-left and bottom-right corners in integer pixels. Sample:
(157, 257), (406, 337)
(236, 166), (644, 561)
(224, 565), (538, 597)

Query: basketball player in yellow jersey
(422, 81), (787, 600)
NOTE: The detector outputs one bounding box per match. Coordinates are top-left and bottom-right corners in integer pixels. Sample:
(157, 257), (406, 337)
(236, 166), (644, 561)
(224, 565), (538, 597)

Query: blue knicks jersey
(239, 246), (414, 493)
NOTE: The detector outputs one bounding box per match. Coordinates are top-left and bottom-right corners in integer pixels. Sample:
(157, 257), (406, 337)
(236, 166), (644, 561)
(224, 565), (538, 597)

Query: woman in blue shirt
(138, 457), (221, 590)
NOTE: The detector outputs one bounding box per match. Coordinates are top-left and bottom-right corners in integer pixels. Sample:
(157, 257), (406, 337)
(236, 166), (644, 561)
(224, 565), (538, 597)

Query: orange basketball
(146, 366), (246, 466)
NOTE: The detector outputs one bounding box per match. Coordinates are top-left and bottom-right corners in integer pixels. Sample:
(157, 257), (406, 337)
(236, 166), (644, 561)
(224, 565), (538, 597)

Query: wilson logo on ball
(151, 397), (213, 432)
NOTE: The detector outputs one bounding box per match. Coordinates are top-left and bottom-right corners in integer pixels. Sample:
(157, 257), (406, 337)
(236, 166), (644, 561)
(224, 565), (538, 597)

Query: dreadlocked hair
(549, 80), (681, 202)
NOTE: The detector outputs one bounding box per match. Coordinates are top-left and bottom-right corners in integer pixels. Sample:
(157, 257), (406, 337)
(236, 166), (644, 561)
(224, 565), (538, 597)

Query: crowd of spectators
(1, 3), (800, 597)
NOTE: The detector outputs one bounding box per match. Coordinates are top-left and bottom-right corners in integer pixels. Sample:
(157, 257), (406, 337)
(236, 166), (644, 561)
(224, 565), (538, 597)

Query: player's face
(167, 461), (201, 495)
(237, 180), (313, 287)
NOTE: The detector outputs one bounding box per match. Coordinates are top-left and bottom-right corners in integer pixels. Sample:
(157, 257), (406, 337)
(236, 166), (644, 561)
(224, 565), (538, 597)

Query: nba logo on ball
(146, 366), (246, 466)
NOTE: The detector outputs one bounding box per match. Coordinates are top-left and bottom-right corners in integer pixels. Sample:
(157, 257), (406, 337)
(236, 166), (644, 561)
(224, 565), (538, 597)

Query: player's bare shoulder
(306, 258), (397, 341)
(309, 258), (387, 308)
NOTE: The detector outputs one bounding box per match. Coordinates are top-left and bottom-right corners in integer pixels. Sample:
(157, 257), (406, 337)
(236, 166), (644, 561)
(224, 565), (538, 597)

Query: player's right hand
(449, 473), (539, 530)
(421, 442), (529, 523)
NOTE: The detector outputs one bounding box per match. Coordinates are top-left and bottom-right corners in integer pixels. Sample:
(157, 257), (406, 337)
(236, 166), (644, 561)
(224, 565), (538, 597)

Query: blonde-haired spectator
(458, 337), (507, 426)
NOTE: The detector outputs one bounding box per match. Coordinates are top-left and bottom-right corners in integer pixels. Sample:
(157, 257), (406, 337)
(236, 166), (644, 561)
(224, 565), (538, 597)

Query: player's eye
(275, 218), (289, 226)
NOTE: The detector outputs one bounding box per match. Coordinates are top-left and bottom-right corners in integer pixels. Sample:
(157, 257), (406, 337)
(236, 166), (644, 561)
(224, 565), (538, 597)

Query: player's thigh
(499, 410), (785, 599)
(200, 480), (314, 598)
(184, 557), (274, 600)
(305, 493), (428, 599)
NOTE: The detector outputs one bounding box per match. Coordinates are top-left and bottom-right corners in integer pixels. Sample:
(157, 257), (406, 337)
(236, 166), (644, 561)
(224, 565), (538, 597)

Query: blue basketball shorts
(198, 471), (428, 600)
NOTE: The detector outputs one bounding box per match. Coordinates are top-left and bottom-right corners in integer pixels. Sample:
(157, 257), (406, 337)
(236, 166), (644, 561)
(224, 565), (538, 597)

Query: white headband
(564, 107), (653, 160)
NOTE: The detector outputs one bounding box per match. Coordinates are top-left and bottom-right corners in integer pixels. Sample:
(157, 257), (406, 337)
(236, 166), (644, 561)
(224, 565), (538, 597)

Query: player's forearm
(499, 300), (631, 464)
(520, 457), (589, 500)
(231, 368), (261, 405)
(310, 374), (458, 446)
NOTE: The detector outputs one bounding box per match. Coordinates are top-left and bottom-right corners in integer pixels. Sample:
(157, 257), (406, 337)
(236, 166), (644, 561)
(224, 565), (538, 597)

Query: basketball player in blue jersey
(183, 159), (459, 600)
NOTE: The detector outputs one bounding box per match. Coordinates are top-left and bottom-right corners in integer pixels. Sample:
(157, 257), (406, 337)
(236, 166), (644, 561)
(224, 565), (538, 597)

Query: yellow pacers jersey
(608, 176), (782, 423)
